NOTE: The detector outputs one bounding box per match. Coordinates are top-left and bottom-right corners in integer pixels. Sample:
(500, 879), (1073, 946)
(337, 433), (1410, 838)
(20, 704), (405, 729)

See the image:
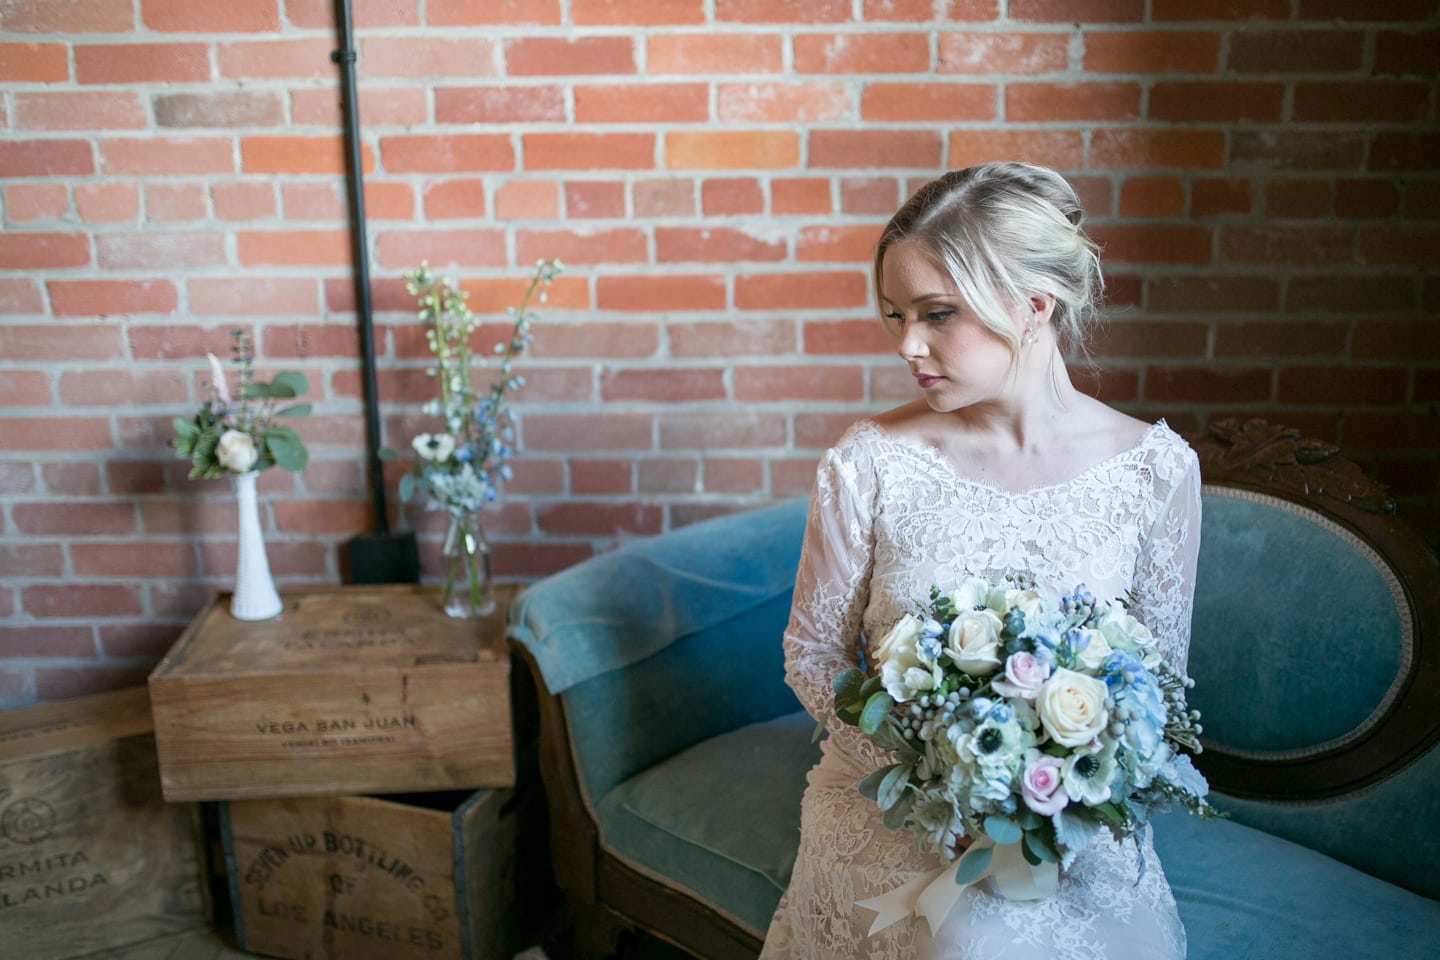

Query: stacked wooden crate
(147, 584), (530, 960)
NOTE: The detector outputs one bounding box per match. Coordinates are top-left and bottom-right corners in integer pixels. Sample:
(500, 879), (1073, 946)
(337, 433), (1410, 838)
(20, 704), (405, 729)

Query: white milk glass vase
(230, 470), (283, 621)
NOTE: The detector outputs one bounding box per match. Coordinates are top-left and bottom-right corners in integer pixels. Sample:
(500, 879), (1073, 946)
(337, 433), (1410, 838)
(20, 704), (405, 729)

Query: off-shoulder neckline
(848, 418), (1173, 499)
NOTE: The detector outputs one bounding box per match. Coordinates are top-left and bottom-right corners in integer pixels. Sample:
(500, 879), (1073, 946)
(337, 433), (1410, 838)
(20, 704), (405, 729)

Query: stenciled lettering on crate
(149, 585), (516, 801)
(221, 789), (520, 960)
(0, 687), (208, 959)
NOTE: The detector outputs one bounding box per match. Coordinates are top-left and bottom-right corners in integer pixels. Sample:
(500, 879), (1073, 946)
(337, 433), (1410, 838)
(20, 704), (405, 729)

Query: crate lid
(0, 686), (154, 761)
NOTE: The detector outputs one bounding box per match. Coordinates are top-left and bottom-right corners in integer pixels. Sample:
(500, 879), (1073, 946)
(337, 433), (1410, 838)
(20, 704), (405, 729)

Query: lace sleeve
(782, 441), (889, 769)
(1132, 447), (1203, 673)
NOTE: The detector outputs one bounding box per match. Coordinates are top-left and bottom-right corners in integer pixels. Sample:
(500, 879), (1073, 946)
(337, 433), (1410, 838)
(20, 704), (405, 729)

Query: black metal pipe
(332, 0), (388, 537)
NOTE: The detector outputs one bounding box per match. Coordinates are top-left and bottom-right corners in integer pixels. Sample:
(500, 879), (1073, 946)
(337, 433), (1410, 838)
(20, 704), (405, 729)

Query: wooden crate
(220, 787), (527, 960)
(149, 584), (516, 802)
(0, 687), (209, 959)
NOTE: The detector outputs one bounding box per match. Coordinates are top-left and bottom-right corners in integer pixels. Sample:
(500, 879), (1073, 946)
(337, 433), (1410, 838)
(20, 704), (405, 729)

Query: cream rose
(1036, 667), (1110, 747)
(216, 430), (258, 473)
(874, 614), (925, 663)
(1096, 605), (1155, 654)
(946, 608), (1003, 676)
(1072, 627), (1114, 671)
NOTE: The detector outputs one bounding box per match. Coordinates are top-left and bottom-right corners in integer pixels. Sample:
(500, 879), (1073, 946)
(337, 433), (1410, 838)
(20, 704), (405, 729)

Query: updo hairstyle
(874, 161), (1104, 355)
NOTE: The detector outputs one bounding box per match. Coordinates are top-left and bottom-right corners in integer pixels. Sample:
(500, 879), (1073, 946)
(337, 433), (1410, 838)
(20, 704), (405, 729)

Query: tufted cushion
(1154, 809), (1440, 960)
(595, 710), (821, 936)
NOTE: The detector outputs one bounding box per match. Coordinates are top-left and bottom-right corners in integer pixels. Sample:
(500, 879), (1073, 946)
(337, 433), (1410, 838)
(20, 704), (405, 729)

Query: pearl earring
(1022, 322), (1038, 346)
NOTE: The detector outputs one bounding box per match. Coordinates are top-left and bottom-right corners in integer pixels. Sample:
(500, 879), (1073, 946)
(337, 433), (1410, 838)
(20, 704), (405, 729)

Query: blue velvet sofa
(506, 420), (1440, 959)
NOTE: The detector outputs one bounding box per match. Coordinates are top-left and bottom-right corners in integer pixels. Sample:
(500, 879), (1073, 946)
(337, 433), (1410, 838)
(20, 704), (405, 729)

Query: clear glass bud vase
(441, 509), (495, 618)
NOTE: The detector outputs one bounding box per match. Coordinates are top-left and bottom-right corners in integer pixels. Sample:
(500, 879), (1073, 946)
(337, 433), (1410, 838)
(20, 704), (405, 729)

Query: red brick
(48, 280), (177, 317)
(1238, 130), (1368, 172)
(243, 135), (367, 176)
(803, 319), (893, 355)
(234, 229), (348, 267)
(505, 37), (635, 76)
(0, 543), (64, 578)
(153, 91), (282, 129)
(838, 178), (898, 215)
(1, 0), (134, 32)
(0, 279), (43, 314)
(659, 411), (787, 449)
(291, 86), (427, 127)
(702, 458), (764, 495)
(420, 179), (485, 220)
(862, 83), (995, 122)
(667, 131), (798, 170)
(372, 228), (507, 269)
(1092, 320), (1209, 359)
(70, 541), (198, 578)
(1227, 29), (1365, 73)
(526, 133), (655, 171)
(211, 181), (276, 221)
(0, 626), (94, 659)
(1, 323), (125, 361)
(436, 86), (563, 125)
(1336, 179), (1401, 219)
(492, 541), (594, 579)
(656, 227), (786, 263)
(0, 139), (94, 178)
(97, 232), (226, 271)
(772, 178), (833, 215)
(1220, 226), (1354, 266)
(1083, 31), (1219, 73)
(794, 33), (931, 73)
(1191, 178), (1255, 218)
(668, 319), (797, 358)
(0, 418), (114, 452)
(217, 38), (338, 79)
(74, 42), (208, 83)
(0, 371), (50, 407)
(701, 178), (764, 215)
(537, 502), (662, 538)
(141, 0), (277, 31)
(1153, 0), (1289, 18)
(70, 183), (135, 224)
(1352, 320), (1440, 362)
(1089, 224), (1213, 265)
(1265, 180), (1330, 219)
(639, 458), (699, 494)
(867, 0), (940, 19)
(735, 365), (865, 402)
(735, 271), (869, 309)
(0, 232), (90, 270)
(716, 0), (849, 21)
(268, 498), (369, 536)
(516, 227), (648, 266)
(948, 130), (1083, 171)
(647, 33), (783, 74)
(1007, 82), (1140, 123)
(1298, 0), (1436, 21)
(495, 179), (562, 220)
(381, 134), (514, 173)
(1147, 276), (1279, 313)
(1148, 82), (1283, 123)
(600, 368), (726, 402)
(1369, 132), (1440, 172)
(359, 37), (499, 78)
(12, 501), (136, 537)
(1143, 366), (1273, 404)
(796, 224), (884, 263)
(575, 83), (709, 124)
(1119, 177), (1185, 217)
(1014, 0), (1143, 18)
(97, 623), (185, 660)
(1358, 226), (1440, 267)
(939, 31), (1067, 74)
(632, 178), (695, 217)
(145, 183), (208, 222)
(572, 0), (705, 24)
(190, 278), (318, 316)
(811, 130), (941, 170)
(0, 42), (69, 82)
(4, 183), (68, 222)
(522, 413), (654, 451)
(101, 137), (233, 176)
(717, 82), (850, 124)
(1093, 129), (1225, 170)
(1375, 29), (1440, 74)
(428, 0), (562, 23)
(568, 459), (635, 497)
(1294, 82), (1431, 124)
(41, 461), (103, 496)
(1279, 367), (1408, 405)
(597, 275), (727, 314)
(285, 0), (415, 26)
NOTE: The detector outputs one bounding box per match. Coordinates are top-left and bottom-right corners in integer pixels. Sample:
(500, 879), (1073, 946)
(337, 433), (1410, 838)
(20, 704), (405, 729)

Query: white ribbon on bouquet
(856, 839), (1059, 938)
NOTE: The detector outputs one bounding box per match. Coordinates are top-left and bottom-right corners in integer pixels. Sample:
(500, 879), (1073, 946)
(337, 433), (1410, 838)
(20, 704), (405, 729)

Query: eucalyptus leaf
(983, 815), (1022, 846)
(172, 417), (198, 439)
(858, 675), (883, 700)
(858, 690), (895, 735)
(398, 472), (415, 503)
(858, 764), (898, 803)
(1023, 828), (1059, 864)
(274, 403), (311, 418)
(378, 446), (399, 461)
(271, 370), (308, 397)
(882, 789), (916, 830)
(953, 844), (993, 885)
(833, 667), (865, 702)
(266, 432), (308, 472)
(876, 763), (910, 811)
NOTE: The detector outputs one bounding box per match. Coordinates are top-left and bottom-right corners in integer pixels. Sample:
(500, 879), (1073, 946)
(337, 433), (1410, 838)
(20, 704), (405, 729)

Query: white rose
(1073, 628), (1114, 672)
(1096, 604), (1155, 654)
(216, 430), (258, 473)
(946, 609), (1003, 676)
(1036, 667), (1110, 748)
(874, 614), (925, 664)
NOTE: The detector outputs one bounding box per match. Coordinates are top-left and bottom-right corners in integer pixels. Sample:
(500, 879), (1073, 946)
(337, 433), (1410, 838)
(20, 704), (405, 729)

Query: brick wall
(2, 0), (1436, 706)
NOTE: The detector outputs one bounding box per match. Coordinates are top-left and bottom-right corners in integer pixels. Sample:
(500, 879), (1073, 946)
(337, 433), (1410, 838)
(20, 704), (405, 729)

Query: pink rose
(1022, 753), (1069, 816)
(991, 651), (1051, 700)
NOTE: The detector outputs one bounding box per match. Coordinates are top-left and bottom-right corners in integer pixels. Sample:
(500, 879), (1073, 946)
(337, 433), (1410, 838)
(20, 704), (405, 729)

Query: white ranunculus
(946, 608), (1004, 676)
(216, 430), (258, 473)
(1036, 667), (1110, 747)
(948, 576), (993, 613)
(1096, 604), (1155, 654)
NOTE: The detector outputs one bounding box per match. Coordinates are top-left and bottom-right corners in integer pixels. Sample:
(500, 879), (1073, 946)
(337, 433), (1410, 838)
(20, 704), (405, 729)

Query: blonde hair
(874, 162), (1104, 356)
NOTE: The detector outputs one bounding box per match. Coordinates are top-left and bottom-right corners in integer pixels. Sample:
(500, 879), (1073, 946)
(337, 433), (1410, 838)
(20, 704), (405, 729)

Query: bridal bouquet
(832, 577), (1217, 933)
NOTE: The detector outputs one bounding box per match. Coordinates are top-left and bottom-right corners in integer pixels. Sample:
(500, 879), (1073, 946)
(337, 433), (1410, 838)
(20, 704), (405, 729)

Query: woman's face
(879, 241), (1019, 413)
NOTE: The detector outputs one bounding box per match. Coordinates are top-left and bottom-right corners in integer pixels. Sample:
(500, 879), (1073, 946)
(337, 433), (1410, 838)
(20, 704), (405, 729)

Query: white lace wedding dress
(760, 419), (1203, 960)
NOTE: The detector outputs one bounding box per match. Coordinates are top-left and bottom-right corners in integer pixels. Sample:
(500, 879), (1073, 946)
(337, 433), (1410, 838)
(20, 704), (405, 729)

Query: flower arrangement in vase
(171, 330), (310, 621)
(388, 259), (563, 618)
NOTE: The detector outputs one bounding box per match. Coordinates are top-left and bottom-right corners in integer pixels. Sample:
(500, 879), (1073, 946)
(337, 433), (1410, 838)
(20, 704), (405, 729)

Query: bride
(760, 162), (1201, 960)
